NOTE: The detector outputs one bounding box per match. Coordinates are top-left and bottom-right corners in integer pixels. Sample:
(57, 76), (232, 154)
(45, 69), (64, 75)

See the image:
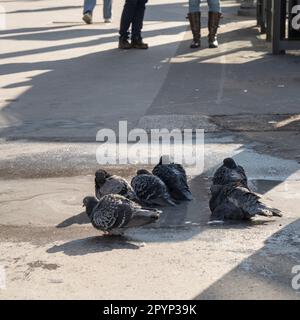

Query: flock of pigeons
(82, 156), (282, 235)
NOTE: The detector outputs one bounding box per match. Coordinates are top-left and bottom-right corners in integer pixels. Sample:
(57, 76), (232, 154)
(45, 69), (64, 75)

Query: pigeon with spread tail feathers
(208, 183), (282, 224)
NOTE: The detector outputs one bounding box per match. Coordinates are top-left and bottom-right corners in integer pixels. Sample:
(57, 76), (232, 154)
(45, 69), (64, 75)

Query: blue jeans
(189, 0), (221, 13)
(83, 0), (112, 19)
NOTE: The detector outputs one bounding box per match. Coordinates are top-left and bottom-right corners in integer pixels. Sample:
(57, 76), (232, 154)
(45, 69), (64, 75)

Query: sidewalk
(0, 0), (300, 299)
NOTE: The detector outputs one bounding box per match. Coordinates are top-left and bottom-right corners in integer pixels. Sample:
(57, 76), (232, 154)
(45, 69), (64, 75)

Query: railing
(256, 0), (300, 54)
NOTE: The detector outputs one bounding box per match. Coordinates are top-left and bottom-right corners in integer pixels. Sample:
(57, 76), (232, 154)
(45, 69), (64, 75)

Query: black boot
(208, 12), (222, 48)
(131, 38), (148, 49)
(118, 37), (132, 49)
(188, 12), (201, 49)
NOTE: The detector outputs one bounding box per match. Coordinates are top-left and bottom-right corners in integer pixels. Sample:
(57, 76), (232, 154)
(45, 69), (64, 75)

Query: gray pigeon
(95, 169), (137, 201)
(131, 169), (176, 206)
(212, 158), (249, 189)
(208, 183), (282, 224)
(152, 156), (193, 201)
(83, 194), (161, 235)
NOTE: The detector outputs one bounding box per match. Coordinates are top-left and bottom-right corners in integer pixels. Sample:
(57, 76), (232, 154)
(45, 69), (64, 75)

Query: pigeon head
(95, 169), (110, 185)
(137, 169), (152, 175)
(82, 196), (98, 217)
(223, 158), (237, 169)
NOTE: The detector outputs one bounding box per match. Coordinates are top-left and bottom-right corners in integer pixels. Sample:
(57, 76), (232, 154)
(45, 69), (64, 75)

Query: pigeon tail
(134, 208), (161, 219)
(181, 189), (193, 201)
(270, 207), (282, 217)
(125, 208), (161, 228)
(159, 155), (170, 165)
(155, 197), (177, 206)
(256, 203), (282, 217)
(146, 197), (176, 207)
(166, 198), (177, 206)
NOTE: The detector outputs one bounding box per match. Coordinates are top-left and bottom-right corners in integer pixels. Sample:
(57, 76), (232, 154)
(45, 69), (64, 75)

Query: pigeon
(208, 184), (245, 224)
(131, 169), (177, 206)
(212, 158), (249, 189)
(208, 183), (282, 224)
(152, 156), (193, 201)
(83, 194), (161, 235)
(95, 169), (137, 201)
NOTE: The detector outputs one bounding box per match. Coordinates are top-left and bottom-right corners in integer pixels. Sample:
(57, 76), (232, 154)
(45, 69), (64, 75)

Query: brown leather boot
(131, 38), (149, 49)
(119, 37), (132, 49)
(208, 12), (222, 48)
(188, 12), (201, 49)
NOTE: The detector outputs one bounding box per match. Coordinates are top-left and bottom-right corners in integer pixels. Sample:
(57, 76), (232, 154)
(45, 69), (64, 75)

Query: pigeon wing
(99, 176), (127, 196)
(91, 194), (134, 231)
(227, 186), (260, 217)
(91, 201), (118, 231)
(132, 175), (166, 202)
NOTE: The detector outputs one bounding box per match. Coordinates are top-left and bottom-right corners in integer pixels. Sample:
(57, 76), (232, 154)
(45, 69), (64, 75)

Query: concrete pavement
(0, 0), (300, 299)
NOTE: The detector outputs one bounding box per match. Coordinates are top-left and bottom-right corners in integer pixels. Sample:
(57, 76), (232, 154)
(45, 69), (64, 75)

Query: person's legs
(188, 0), (201, 13)
(207, 0), (221, 48)
(103, 0), (112, 20)
(207, 0), (221, 13)
(131, 0), (148, 40)
(83, 0), (96, 24)
(188, 0), (201, 48)
(119, 0), (138, 40)
(83, 0), (96, 14)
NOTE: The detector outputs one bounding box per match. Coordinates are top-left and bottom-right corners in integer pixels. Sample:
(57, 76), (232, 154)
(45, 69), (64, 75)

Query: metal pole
(266, 0), (272, 41)
(271, 0), (285, 54)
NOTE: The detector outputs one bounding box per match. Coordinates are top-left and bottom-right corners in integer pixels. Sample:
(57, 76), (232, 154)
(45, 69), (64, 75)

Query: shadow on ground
(194, 218), (300, 299)
(56, 211), (90, 228)
(47, 235), (140, 256)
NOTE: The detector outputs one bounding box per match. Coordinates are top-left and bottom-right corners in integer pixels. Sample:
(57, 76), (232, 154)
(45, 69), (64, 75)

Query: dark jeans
(119, 0), (148, 40)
